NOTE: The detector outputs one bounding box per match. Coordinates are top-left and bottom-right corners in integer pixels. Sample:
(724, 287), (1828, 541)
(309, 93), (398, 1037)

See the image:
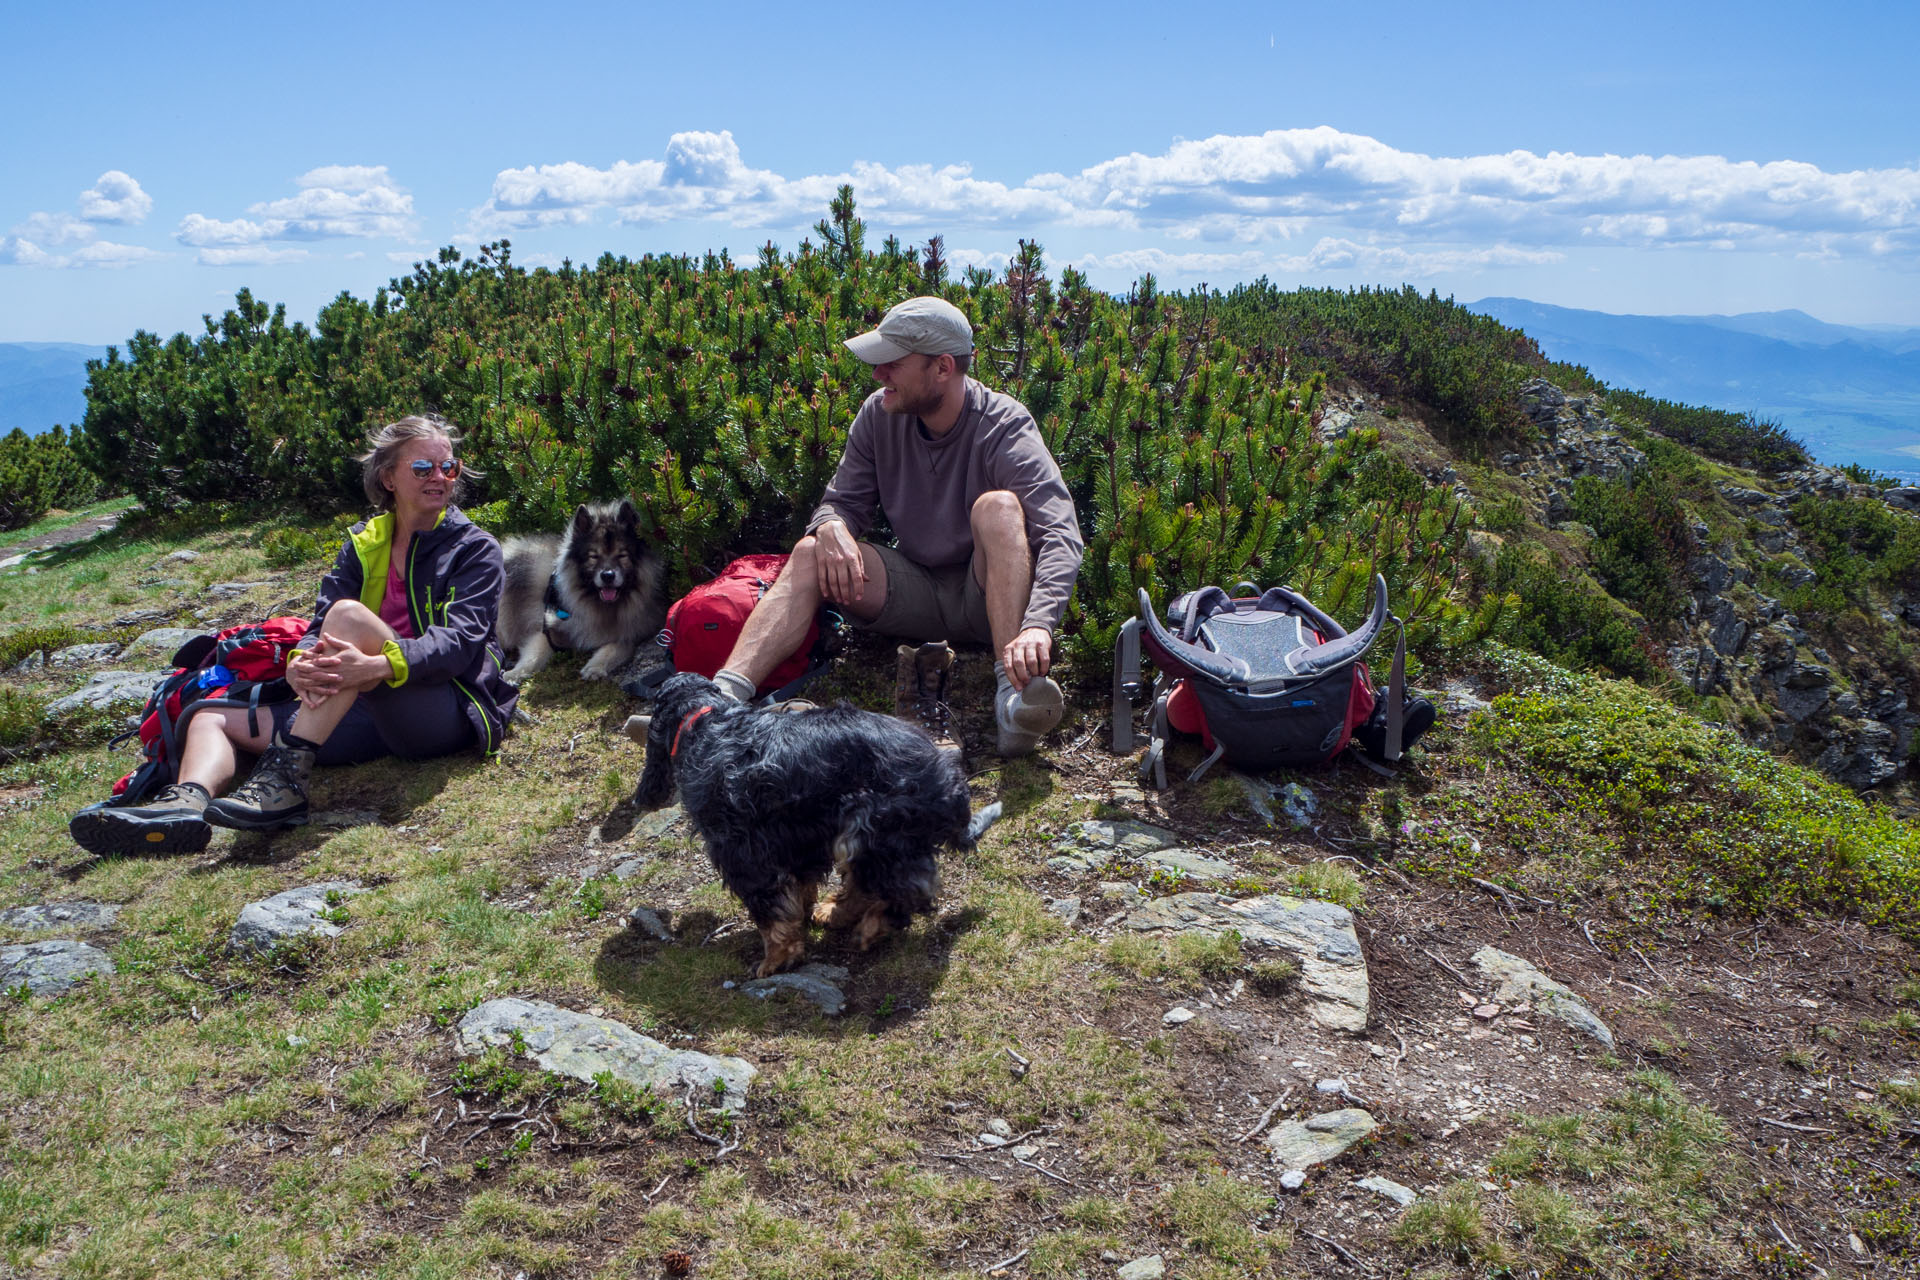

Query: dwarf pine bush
(75, 193), (1473, 672)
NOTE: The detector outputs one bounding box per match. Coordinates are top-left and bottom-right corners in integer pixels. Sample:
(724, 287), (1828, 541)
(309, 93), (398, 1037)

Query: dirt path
(0, 507), (131, 560)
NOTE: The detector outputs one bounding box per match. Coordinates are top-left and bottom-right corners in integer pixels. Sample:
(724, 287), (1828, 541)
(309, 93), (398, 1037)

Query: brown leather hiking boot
(894, 641), (961, 757)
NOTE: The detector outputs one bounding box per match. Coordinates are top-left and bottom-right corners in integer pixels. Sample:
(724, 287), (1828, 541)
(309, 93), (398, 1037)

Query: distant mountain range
(1467, 298), (1920, 482)
(0, 342), (106, 436)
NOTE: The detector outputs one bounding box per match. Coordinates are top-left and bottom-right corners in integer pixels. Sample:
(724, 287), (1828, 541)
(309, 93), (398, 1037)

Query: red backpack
(109, 617), (310, 800)
(633, 554), (842, 701)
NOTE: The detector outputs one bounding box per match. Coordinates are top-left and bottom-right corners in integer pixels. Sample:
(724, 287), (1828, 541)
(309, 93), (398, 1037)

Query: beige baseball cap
(845, 296), (975, 364)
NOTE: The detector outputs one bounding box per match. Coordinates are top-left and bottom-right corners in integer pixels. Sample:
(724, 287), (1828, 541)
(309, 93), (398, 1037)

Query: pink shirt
(379, 559), (416, 639)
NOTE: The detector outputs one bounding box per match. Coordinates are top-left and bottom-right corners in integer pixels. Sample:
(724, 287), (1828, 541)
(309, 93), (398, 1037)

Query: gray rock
(1139, 849), (1241, 882)
(0, 901), (120, 931)
(1097, 880), (1146, 907)
(208, 582), (269, 599)
(1278, 1169), (1307, 1191)
(632, 804), (686, 841)
(1126, 892), (1368, 1032)
(1047, 850), (1105, 876)
(1470, 946), (1614, 1049)
(739, 964), (849, 1016)
(1116, 1257), (1167, 1280)
(123, 627), (204, 657)
(1054, 819), (1177, 854)
(1162, 1006), (1197, 1026)
(1440, 679), (1491, 715)
(1706, 599), (1747, 657)
(457, 997), (755, 1109)
(986, 1117), (1014, 1138)
(1881, 487), (1920, 511)
(46, 643), (120, 668)
(1264, 1108), (1378, 1170)
(1045, 896), (1082, 926)
(167, 549), (201, 562)
(1356, 1174), (1418, 1206)
(626, 906), (673, 941)
(0, 939), (114, 995)
(228, 881), (365, 957)
(47, 670), (164, 716)
(610, 857), (651, 881)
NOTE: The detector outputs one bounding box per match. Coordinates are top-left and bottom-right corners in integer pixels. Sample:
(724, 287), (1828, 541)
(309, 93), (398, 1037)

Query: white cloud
(12, 211), (95, 245)
(177, 165), (415, 248)
(2, 170), (161, 268)
(197, 246), (311, 266)
(0, 237), (53, 266)
(471, 128), (1920, 266)
(78, 170), (153, 223)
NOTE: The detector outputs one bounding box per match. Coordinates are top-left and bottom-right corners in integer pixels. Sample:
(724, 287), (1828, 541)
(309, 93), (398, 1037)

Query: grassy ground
(2, 506), (1918, 1278)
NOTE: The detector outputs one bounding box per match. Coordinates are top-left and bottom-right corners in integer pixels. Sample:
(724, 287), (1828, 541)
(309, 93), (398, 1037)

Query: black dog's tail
(962, 801), (1004, 848)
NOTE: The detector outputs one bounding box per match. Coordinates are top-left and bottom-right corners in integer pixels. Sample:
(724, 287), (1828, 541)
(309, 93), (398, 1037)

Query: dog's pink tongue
(599, 588), (619, 602)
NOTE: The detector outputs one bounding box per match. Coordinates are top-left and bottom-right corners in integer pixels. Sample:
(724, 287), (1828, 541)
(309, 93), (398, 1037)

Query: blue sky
(5, 0), (1919, 344)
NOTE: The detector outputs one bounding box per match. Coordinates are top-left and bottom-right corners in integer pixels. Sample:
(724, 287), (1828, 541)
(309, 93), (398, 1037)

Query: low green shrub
(1447, 669), (1920, 932)
(260, 527), (324, 568)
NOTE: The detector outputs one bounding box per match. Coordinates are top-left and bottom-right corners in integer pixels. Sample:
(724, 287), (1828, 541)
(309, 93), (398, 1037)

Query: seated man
(711, 295), (1084, 756)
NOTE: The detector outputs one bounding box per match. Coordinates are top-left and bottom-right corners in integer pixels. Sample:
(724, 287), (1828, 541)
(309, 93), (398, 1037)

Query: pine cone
(661, 1249), (693, 1277)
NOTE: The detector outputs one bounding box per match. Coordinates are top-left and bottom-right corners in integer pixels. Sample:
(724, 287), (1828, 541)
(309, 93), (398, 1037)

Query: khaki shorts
(865, 543), (993, 645)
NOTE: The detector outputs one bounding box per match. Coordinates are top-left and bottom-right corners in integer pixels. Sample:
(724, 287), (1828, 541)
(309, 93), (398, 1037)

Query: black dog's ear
(615, 497), (639, 529)
(571, 504), (594, 537)
(634, 709), (676, 807)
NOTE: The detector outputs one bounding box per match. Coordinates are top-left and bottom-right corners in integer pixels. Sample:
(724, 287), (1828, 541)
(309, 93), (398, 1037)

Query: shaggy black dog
(634, 673), (1000, 976)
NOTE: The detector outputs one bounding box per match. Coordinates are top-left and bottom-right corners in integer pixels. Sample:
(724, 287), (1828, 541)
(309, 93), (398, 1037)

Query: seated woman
(72, 414), (518, 855)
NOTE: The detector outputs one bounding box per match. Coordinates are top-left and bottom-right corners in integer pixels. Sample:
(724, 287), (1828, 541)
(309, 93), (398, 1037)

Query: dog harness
(671, 704), (714, 758)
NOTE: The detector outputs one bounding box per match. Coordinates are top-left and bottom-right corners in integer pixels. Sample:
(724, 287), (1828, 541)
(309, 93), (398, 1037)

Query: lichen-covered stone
(1126, 892), (1368, 1032)
(1470, 945), (1614, 1049)
(0, 939), (114, 995)
(457, 997), (755, 1110)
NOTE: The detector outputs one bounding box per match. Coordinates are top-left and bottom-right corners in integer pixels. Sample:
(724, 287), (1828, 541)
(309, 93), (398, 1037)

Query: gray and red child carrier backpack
(1113, 574), (1434, 788)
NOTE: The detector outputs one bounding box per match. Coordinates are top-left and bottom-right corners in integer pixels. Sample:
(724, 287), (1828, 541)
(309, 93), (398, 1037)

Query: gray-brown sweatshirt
(808, 379), (1084, 635)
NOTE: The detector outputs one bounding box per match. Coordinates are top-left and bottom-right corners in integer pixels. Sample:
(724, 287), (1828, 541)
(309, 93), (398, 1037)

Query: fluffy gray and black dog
(634, 672), (1002, 977)
(500, 499), (665, 683)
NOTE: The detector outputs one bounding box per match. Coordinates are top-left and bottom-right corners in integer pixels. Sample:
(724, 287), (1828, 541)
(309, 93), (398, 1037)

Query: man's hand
(1001, 626), (1053, 690)
(811, 519), (869, 608)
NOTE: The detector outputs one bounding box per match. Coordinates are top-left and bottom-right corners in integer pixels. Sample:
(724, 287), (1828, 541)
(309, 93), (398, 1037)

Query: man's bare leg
(717, 536), (888, 696)
(970, 491), (1062, 755)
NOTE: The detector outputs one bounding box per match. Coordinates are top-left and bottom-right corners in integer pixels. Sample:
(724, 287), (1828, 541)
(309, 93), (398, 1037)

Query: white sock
(712, 669), (757, 703)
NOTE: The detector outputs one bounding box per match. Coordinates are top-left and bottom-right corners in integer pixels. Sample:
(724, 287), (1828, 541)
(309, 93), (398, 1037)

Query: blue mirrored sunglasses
(408, 459), (460, 478)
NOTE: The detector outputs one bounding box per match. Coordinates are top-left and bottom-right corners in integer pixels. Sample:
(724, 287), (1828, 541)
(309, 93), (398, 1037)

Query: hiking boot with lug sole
(894, 641), (962, 758)
(204, 737), (315, 831)
(69, 784), (213, 857)
(996, 675), (1064, 758)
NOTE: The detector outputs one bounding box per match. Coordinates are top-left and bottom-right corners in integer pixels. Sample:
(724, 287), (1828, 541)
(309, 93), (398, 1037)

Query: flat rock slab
(47, 670), (164, 716)
(48, 643), (121, 668)
(0, 901), (120, 931)
(1048, 818), (1178, 874)
(1139, 849), (1241, 882)
(1116, 1258), (1166, 1280)
(1127, 892), (1369, 1032)
(123, 627), (203, 658)
(458, 997), (755, 1111)
(739, 962), (851, 1016)
(632, 805), (686, 842)
(1470, 945), (1614, 1049)
(229, 881), (365, 957)
(0, 940), (114, 995)
(1357, 1174), (1418, 1206)
(1264, 1107), (1378, 1170)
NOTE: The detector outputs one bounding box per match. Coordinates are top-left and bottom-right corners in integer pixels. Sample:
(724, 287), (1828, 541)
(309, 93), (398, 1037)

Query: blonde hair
(356, 413), (484, 512)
